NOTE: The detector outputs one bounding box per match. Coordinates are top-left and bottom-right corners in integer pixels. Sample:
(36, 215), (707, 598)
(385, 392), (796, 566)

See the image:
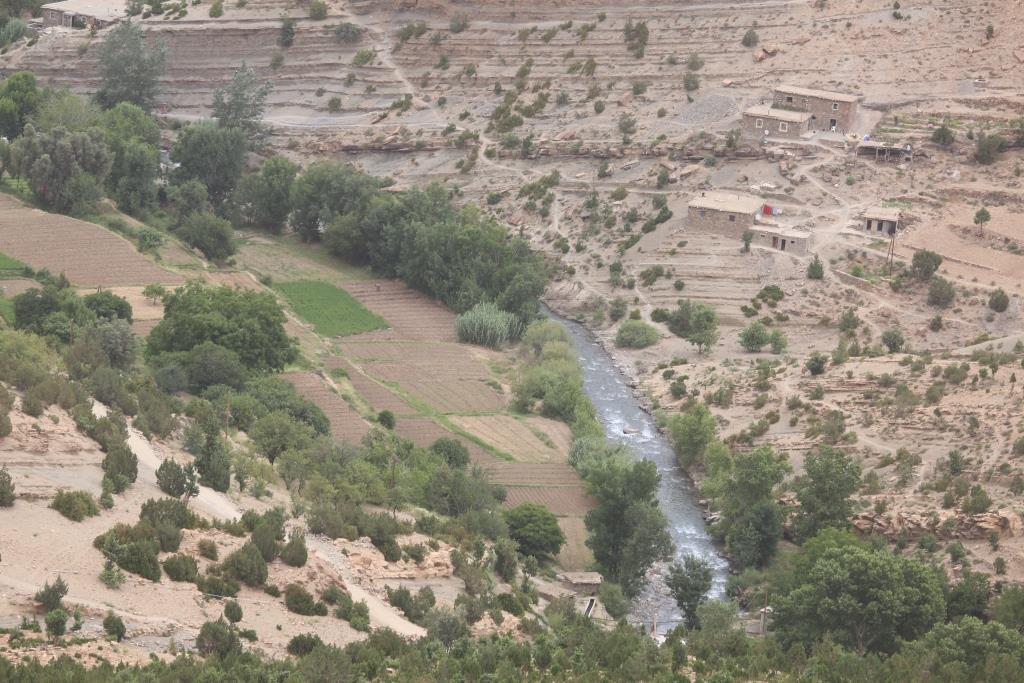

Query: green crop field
(0, 251), (26, 275)
(0, 295), (13, 324)
(276, 280), (388, 337)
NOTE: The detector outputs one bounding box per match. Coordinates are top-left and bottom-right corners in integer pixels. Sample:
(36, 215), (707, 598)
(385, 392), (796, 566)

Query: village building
(863, 207), (901, 235)
(772, 85), (860, 133)
(856, 139), (913, 163)
(557, 572), (603, 597)
(41, 0), (126, 29)
(687, 192), (764, 239)
(750, 226), (810, 255)
(741, 105), (813, 140)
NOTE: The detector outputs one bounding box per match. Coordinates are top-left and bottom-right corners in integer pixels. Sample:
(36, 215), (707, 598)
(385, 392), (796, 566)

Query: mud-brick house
(751, 226), (810, 255)
(741, 105), (813, 140)
(42, 0), (125, 29)
(863, 207), (901, 235)
(772, 85), (860, 133)
(687, 192), (764, 239)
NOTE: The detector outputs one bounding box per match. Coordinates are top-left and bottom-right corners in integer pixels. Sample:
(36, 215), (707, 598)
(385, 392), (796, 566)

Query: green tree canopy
(0, 71), (41, 138)
(503, 502), (565, 559)
(667, 402), (717, 470)
(96, 21), (168, 111)
(794, 446), (861, 539)
(667, 554), (712, 628)
(9, 125), (111, 213)
(211, 62), (273, 147)
(147, 281), (297, 373)
(171, 122), (247, 206)
(231, 154), (296, 232)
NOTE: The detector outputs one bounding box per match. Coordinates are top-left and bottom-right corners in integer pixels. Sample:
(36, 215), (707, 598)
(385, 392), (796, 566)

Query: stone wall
(688, 208), (756, 240)
(771, 92), (857, 132)
(741, 113), (807, 140)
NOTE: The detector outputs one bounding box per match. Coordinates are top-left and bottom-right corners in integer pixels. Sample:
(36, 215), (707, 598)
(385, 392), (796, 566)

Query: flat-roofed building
(41, 0), (125, 28)
(687, 192), (764, 239)
(772, 85), (860, 132)
(863, 207), (901, 235)
(751, 226), (810, 255)
(742, 105), (813, 140)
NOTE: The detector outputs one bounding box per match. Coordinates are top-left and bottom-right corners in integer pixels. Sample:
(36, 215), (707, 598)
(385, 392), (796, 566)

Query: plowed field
(342, 281), (457, 342)
(0, 195), (183, 287)
(281, 371), (372, 444)
(451, 415), (570, 463)
(503, 486), (596, 517)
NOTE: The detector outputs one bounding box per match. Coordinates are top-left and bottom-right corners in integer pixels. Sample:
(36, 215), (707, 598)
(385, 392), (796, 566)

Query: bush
(599, 582), (629, 619)
(285, 583), (327, 616)
(931, 124), (954, 146)
(50, 490), (99, 521)
(116, 540), (162, 581)
(989, 289), (1009, 312)
(223, 600), (243, 623)
(349, 601), (370, 631)
(287, 633), (323, 656)
(430, 437), (470, 469)
(615, 320), (659, 348)
(881, 329), (905, 353)
(196, 574), (239, 598)
(928, 277), (955, 308)
(198, 538), (219, 560)
(162, 553), (199, 582)
(504, 503), (565, 559)
(805, 352), (828, 376)
(683, 72), (699, 92)
(223, 542), (268, 587)
(196, 619), (241, 659)
(308, 0), (326, 19)
(156, 459), (187, 497)
(911, 250), (943, 279)
(739, 322), (771, 352)
(101, 442), (138, 492)
(455, 302), (523, 348)
(103, 612), (126, 641)
(280, 530), (308, 567)
(807, 254), (824, 279)
(45, 608), (67, 638)
(975, 133), (1005, 164)
(34, 576), (68, 612)
(741, 29), (759, 47)
(0, 466), (14, 506)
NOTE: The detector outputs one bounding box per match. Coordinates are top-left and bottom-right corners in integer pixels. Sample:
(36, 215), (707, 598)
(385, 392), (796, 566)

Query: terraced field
(281, 371), (372, 444)
(0, 195), (182, 287)
(451, 415), (570, 463)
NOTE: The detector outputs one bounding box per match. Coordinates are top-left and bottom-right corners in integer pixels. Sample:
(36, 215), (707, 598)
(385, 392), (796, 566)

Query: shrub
(157, 459), (187, 497)
(223, 542), (268, 586)
(739, 322), (771, 352)
(683, 72), (699, 92)
(278, 18), (296, 47)
(377, 410), (395, 430)
(352, 49), (375, 66)
(285, 583), (327, 616)
(931, 124), (954, 146)
(911, 250), (943, 279)
(615, 320), (659, 349)
(196, 619), (241, 659)
(989, 289), (1009, 312)
(430, 437), (470, 469)
(807, 254), (824, 279)
(455, 302), (523, 348)
(334, 22), (362, 43)
(975, 133), (1005, 164)
(101, 442), (138, 492)
(881, 329), (905, 352)
(103, 612), (126, 641)
(280, 530), (308, 567)
(34, 576), (68, 612)
(45, 608), (67, 638)
(308, 0), (326, 19)
(741, 29), (759, 47)
(116, 541), (162, 581)
(162, 553), (199, 582)
(928, 277), (955, 308)
(224, 600), (243, 623)
(805, 352), (828, 376)
(349, 601), (370, 631)
(198, 539), (219, 560)
(0, 466), (14, 506)
(50, 490), (99, 521)
(287, 633), (323, 656)
(196, 574), (239, 598)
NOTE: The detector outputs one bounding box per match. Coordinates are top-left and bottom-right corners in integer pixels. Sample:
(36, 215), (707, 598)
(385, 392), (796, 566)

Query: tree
(430, 437), (469, 469)
(897, 617), (1024, 676)
(9, 125), (112, 213)
(584, 457), (673, 597)
(290, 161), (386, 242)
(232, 155), (297, 232)
(741, 229), (753, 252)
(196, 619), (241, 659)
(493, 537), (518, 582)
(794, 446), (861, 539)
(931, 123), (954, 146)
(103, 611), (126, 641)
(726, 499), (783, 569)
(805, 352), (828, 375)
(807, 253), (824, 279)
(0, 466), (15, 506)
(911, 250), (943, 280)
(975, 133), (1005, 165)
(157, 458), (187, 497)
(928, 276), (955, 308)
(211, 62), (273, 147)
(179, 211), (236, 261)
(101, 442), (138, 492)
(45, 608), (68, 638)
(615, 319), (659, 348)
(989, 288), (1010, 313)
(147, 281), (298, 373)
(774, 545), (946, 654)
(377, 409), (395, 429)
(504, 502), (565, 559)
(881, 328), (905, 352)
(83, 291), (133, 322)
(666, 299), (718, 353)
(96, 21), (168, 111)
(993, 585), (1024, 632)
(168, 178), (209, 227)
(34, 576), (68, 611)
(769, 329), (787, 354)
(667, 403), (717, 470)
(223, 600), (243, 623)
(223, 542), (268, 586)
(946, 570), (991, 621)
(171, 122), (247, 206)
(738, 321), (771, 352)
(666, 554), (712, 628)
(280, 530), (308, 567)
(99, 102), (160, 215)
(974, 207), (991, 228)
(0, 71), (41, 138)
(28, 89), (100, 134)
(426, 607), (468, 651)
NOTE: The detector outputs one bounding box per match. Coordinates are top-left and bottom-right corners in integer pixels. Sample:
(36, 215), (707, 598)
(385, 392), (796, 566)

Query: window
(778, 121), (789, 133)
(785, 96), (793, 103)
(755, 118), (764, 129)
(832, 102), (839, 111)
(699, 210), (706, 217)
(728, 214), (736, 222)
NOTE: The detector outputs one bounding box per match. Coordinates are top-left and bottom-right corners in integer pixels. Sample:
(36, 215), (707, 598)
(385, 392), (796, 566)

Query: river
(550, 310), (729, 633)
